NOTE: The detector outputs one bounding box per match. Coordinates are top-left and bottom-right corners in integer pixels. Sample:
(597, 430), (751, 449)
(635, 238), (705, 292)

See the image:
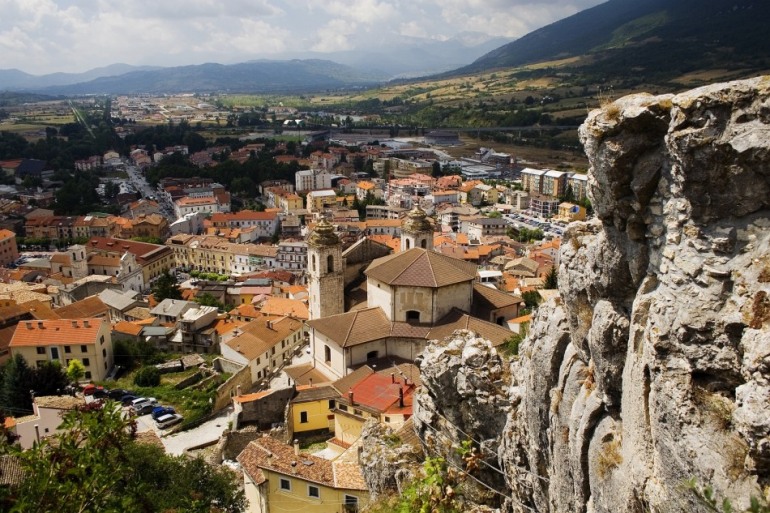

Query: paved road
(159, 407), (233, 456)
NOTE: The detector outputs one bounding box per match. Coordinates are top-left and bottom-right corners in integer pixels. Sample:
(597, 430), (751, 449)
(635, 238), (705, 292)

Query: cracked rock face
(501, 77), (770, 513)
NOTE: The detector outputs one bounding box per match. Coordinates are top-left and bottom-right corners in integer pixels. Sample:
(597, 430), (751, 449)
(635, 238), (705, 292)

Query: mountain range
(1, 0), (768, 95)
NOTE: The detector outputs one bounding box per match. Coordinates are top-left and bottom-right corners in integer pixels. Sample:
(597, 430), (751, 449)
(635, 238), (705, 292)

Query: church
(305, 207), (521, 380)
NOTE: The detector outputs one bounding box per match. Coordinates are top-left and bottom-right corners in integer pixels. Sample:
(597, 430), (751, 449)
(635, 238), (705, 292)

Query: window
(64, 345), (71, 353)
(308, 485), (320, 498)
(84, 371), (92, 379)
(300, 411), (308, 424)
(421, 239), (427, 249)
(311, 254), (316, 272)
(328, 399), (335, 410)
(50, 347), (59, 360)
(405, 239), (411, 249)
(279, 478), (291, 491)
(102, 349), (107, 357)
(406, 310), (420, 322)
(385, 416), (391, 423)
(353, 409), (362, 416)
(366, 350), (378, 360)
(100, 336), (105, 344)
(82, 358), (90, 366)
(81, 345), (87, 353)
(344, 495), (359, 512)
(327, 254), (333, 273)
(324, 345), (331, 364)
(36, 347), (45, 355)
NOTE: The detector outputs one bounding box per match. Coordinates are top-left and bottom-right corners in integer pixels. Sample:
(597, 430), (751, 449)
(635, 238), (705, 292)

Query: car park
(155, 413), (183, 429)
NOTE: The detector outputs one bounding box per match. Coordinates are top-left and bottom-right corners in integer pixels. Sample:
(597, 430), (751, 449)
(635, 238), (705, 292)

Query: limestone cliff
(500, 77), (770, 513)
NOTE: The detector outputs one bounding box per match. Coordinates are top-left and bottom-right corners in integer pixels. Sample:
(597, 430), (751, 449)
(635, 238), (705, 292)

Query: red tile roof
(10, 318), (105, 347)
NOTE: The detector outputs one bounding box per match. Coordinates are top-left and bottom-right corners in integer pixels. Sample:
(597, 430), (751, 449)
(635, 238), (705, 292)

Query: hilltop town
(0, 93), (589, 511)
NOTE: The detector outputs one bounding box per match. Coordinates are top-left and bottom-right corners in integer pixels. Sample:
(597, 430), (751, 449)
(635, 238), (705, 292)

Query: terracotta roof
(472, 283), (523, 309)
(307, 308), (391, 348)
(229, 303), (262, 318)
(425, 309), (513, 347)
(237, 436), (367, 491)
(331, 365), (375, 395)
(10, 318), (105, 347)
(292, 384), (338, 403)
(283, 363), (335, 387)
(225, 316), (303, 361)
(233, 389), (274, 404)
(365, 248), (477, 288)
(258, 297), (308, 320)
(342, 372), (414, 415)
(54, 296), (109, 319)
(112, 320), (143, 336)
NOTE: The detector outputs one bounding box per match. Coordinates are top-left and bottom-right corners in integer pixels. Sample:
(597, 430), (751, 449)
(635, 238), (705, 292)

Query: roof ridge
(344, 309), (359, 344)
(423, 250), (438, 288)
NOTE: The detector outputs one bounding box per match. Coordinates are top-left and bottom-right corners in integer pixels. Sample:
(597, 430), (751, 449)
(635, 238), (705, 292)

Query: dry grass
(693, 386), (734, 430)
(580, 361), (596, 395)
(597, 437), (623, 479)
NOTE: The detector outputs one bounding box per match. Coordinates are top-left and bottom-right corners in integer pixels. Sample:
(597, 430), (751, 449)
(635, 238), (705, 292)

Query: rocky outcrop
(501, 77), (770, 513)
(414, 329), (511, 509)
(358, 420), (422, 498)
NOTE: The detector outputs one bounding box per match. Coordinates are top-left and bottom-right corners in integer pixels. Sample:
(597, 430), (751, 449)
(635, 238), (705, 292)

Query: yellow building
(9, 318), (113, 381)
(555, 202), (587, 222)
(237, 436), (368, 513)
(288, 384), (337, 436)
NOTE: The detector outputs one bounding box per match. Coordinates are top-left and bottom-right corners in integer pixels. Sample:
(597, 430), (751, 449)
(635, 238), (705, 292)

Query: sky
(1, 0), (605, 75)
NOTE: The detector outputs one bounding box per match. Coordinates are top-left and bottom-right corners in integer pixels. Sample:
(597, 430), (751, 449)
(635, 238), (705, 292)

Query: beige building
(0, 229), (19, 266)
(9, 318), (113, 381)
(167, 234), (278, 276)
(220, 315), (305, 385)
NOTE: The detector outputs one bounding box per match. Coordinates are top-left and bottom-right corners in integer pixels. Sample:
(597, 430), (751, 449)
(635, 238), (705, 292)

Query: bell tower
(401, 206), (433, 252)
(307, 218), (344, 320)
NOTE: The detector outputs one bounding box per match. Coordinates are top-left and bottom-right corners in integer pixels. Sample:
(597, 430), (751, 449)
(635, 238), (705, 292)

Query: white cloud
(0, 0), (604, 74)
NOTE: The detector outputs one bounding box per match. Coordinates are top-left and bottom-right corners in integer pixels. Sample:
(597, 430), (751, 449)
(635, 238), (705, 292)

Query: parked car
(155, 413), (183, 429)
(108, 389), (132, 400)
(93, 388), (109, 399)
(151, 406), (176, 421)
(120, 394), (139, 406)
(131, 397), (157, 414)
(82, 384), (105, 396)
(136, 401), (160, 415)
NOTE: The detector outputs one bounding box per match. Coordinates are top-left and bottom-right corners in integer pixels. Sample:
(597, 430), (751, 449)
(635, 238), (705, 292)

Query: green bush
(133, 366), (161, 387)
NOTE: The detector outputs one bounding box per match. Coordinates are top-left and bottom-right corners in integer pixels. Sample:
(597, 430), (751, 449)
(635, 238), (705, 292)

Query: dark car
(93, 388), (109, 399)
(120, 394), (138, 406)
(151, 406), (176, 421)
(108, 389), (131, 400)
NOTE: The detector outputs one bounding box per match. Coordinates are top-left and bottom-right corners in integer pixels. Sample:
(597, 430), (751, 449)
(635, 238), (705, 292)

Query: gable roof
(306, 308), (391, 348)
(237, 436), (366, 491)
(225, 316), (303, 361)
(472, 283), (523, 310)
(54, 296), (109, 319)
(365, 248), (477, 288)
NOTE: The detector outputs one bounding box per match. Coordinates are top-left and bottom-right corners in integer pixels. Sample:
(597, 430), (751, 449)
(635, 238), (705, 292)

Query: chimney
(391, 372), (395, 384)
(399, 387), (404, 408)
(83, 320), (90, 328)
(294, 439), (300, 456)
(308, 378), (313, 388)
(37, 321), (44, 328)
(26, 322), (33, 330)
(236, 385), (242, 396)
(348, 390), (354, 406)
(71, 320), (78, 328)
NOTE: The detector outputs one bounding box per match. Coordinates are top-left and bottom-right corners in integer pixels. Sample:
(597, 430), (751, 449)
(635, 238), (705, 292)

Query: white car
(155, 413), (184, 429)
(130, 397), (157, 413)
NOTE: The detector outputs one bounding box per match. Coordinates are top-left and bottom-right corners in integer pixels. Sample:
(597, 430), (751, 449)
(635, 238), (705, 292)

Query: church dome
(307, 218), (340, 247)
(402, 206), (432, 234)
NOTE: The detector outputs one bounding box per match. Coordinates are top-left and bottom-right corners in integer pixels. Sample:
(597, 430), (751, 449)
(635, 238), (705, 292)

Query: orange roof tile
(10, 318), (105, 347)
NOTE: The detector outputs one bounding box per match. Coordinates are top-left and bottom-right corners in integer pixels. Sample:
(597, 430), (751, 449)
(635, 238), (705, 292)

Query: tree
(66, 359), (85, 384)
(544, 266), (558, 289)
(432, 160), (442, 178)
(0, 354), (33, 414)
(133, 366), (161, 387)
(194, 293), (224, 310)
(151, 270), (182, 302)
(5, 403), (245, 512)
(522, 291), (541, 312)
